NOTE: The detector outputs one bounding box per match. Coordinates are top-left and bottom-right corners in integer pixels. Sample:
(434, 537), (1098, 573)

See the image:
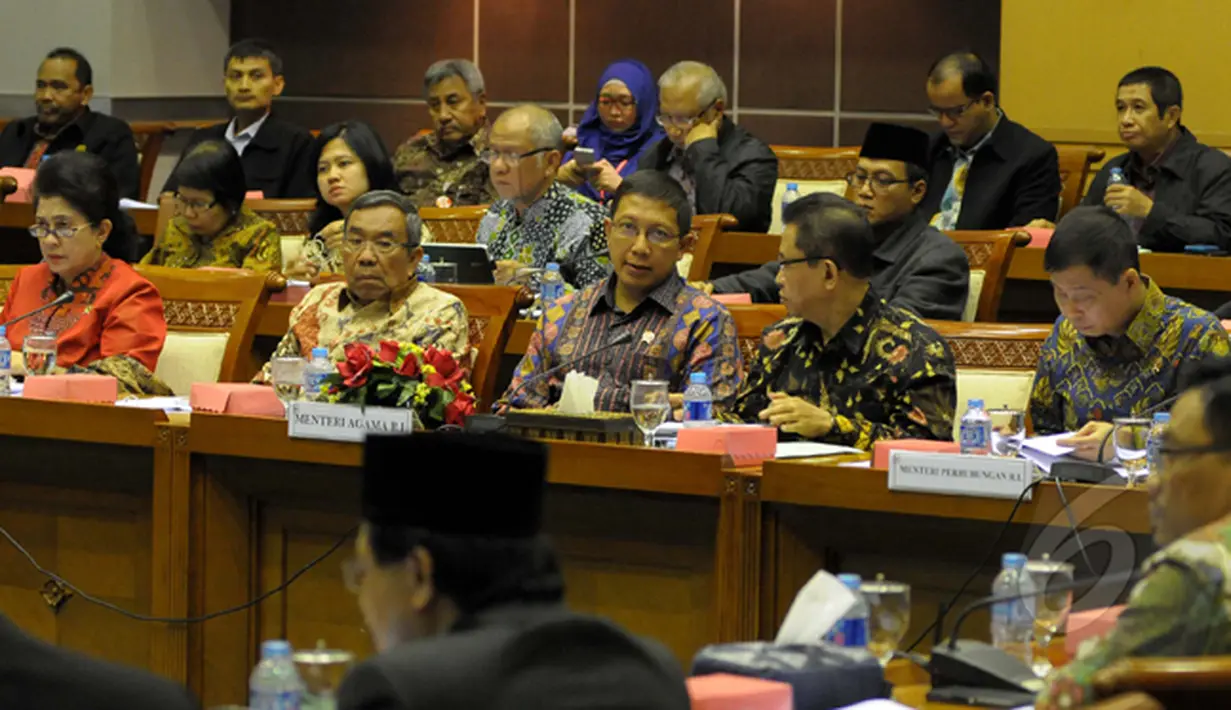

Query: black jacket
(712, 213), (971, 320)
(163, 114), (315, 198)
(336, 603), (690, 710)
(0, 614), (197, 709)
(1082, 127), (1231, 252)
(638, 119), (779, 232)
(0, 109), (140, 199)
(921, 114), (1061, 229)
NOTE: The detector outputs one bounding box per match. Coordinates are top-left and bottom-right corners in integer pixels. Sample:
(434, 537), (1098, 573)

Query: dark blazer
(1082, 127), (1231, 252)
(336, 603), (690, 710)
(0, 614), (197, 709)
(638, 119), (779, 232)
(162, 114), (315, 198)
(712, 213), (971, 320)
(0, 109), (140, 199)
(921, 114), (1061, 229)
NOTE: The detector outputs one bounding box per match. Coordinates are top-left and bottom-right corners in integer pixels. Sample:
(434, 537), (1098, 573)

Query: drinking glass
(270, 356), (307, 405)
(862, 574), (911, 665)
(1025, 556), (1074, 677)
(630, 380), (670, 448)
(22, 331), (57, 376)
(1113, 417), (1151, 483)
(988, 408), (1027, 458)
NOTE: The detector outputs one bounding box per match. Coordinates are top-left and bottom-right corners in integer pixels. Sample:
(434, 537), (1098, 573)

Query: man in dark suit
(336, 433), (690, 710)
(921, 51), (1061, 230)
(163, 38), (314, 199)
(709, 123), (971, 320)
(636, 61), (778, 232)
(0, 613), (197, 709)
(0, 48), (140, 199)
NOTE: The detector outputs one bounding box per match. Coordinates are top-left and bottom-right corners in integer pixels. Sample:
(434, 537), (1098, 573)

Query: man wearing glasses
(923, 51), (1060, 230)
(501, 171), (741, 414)
(709, 123), (970, 319)
(1038, 354), (1231, 709)
(636, 61), (778, 232)
(729, 193), (956, 448)
(475, 104), (610, 289)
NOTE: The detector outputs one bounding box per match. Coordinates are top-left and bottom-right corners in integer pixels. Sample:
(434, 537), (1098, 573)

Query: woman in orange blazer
(0, 152), (170, 394)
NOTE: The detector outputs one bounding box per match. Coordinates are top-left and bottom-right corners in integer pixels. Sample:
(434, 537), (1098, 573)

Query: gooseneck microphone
(0, 289), (75, 330)
(500, 330), (634, 409)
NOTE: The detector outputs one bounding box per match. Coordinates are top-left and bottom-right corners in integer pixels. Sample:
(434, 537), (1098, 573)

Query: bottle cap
(311, 347), (328, 358)
(689, 371), (707, 385)
(1153, 412), (1171, 423)
(967, 398), (984, 409)
(261, 639), (292, 658)
(786, 182), (799, 190)
(1110, 166), (1125, 175)
(546, 262), (560, 271)
(421, 254), (431, 263)
(0, 326), (6, 337)
(837, 573), (862, 589)
(1001, 552), (1027, 569)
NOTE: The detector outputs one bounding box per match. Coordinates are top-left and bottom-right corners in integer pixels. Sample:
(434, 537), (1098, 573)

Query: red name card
(677, 425), (777, 467)
(872, 439), (960, 469)
(24, 374), (118, 403)
(1065, 605), (1124, 656)
(190, 382), (284, 417)
(686, 673), (792, 710)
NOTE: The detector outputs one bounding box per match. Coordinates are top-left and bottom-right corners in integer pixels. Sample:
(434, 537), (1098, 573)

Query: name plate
(888, 451), (1032, 501)
(287, 401), (414, 443)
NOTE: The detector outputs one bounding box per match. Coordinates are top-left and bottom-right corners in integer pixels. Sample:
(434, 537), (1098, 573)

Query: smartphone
(575, 147), (596, 167)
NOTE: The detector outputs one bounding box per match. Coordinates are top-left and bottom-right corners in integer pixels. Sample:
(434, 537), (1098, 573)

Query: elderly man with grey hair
(257, 189), (470, 383)
(476, 104), (611, 289)
(393, 58), (495, 208)
(637, 60), (778, 232)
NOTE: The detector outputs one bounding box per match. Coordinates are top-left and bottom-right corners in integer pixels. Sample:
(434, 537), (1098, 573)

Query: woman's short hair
(309, 121), (397, 235)
(34, 151), (136, 262)
(168, 140), (248, 215)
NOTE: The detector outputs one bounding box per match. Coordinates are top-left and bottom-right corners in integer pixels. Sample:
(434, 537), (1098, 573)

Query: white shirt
(223, 113), (269, 156)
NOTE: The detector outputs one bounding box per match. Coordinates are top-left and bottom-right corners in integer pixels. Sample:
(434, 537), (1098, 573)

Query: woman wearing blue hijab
(559, 59), (664, 203)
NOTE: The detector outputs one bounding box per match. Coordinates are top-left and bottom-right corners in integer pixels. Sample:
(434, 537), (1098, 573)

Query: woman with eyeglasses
(139, 140), (282, 271)
(0, 152), (171, 394)
(557, 59), (663, 203)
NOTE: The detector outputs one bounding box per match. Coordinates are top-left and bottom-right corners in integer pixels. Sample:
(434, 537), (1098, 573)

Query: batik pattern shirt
(393, 128), (495, 208)
(476, 182), (611, 288)
(1037, 513), (1231, 709)
(730, 290), (957, 449)
(503, 274), (741, 413)
(140, 207), (282, 272)
(1030, 279), (1230, 434)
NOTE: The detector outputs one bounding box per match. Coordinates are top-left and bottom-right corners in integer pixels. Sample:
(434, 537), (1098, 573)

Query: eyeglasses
(478, 147), (553, 166)
(341, 235), (409, 255)
(174, 193), (218, 213)
(778, 255), (836, 269)
(611, 220), (679, 245)
(598, 95), (636, 109)
(845, 172), (912, 191)
(1156, 441), (1231, 476)
(927, 99), (977, 122)
(28, 222), (91, 240)
(655, 99), (718, 130)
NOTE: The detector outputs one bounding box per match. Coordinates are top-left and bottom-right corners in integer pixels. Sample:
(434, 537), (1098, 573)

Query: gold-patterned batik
(392, 127), (495, 208)
(139, 207), (282, 272)
(730, 289), (957, 450)
(1030, 278), (1231, 434)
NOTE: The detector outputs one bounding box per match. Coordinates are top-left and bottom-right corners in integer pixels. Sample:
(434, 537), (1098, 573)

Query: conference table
(0, 396), (1151, 707)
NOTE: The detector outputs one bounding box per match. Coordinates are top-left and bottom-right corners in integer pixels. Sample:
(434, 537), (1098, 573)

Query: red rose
(378, 340), (401, 365)
(422, 346), (466, 388)
(444, 390), (476, 426)
(395, 352), (421, 378)
(336, 342), (374, 387)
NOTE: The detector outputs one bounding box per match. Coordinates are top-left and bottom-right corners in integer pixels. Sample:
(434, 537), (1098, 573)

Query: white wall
(0, 0), (115, 97)
(110, 0), (229, 98)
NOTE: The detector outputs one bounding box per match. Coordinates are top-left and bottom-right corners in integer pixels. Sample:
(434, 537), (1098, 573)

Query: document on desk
(116, 396), (193, 412)
(775, 441), (863, 459)
(1020, 433), (1075, 473)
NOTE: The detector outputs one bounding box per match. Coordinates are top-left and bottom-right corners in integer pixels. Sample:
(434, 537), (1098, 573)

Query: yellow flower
(413, 381), (431, 406)
(421, 364), (437, 376)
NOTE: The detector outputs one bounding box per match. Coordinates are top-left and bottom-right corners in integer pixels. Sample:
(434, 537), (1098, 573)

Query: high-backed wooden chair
(420, 205), (489, 244)
(770, 145), (859, 232)
(1093, 656), (1231, 709)
(434, 284), (519, 411)
(695, 231), (779, 283)
(129, 121), (174, 202)
(927, 320), (1050, 439)
(247, 198), (317, 271)
(730, 304), (787, 379)
(946, 230), (1030, 322)
(0, 264), (21, 307)
(683, 213), (739, 281)
(134, 265), (268, 394)
(1056, 144), (1106, 219)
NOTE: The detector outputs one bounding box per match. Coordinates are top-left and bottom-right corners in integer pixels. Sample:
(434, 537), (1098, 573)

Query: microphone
(500, 330), (634, 409)
(0, 289), (75, 330)
(0, 176), (18, 199)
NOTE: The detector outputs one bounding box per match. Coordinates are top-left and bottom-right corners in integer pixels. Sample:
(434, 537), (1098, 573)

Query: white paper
(116, 396), (192, 412)
(774, 569), (855, 644)
(285, 279), (312, 288)
(835, 702), (914, 710)
(119, 198), (158, 210)
(556, 371), (598, 415)
(839, 460), (872, 468)
(776, 441), (864, 459)
(1021, 433), (1076, 457)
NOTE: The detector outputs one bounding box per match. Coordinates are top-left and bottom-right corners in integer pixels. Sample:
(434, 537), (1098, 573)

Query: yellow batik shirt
(140, 207), (282, 272)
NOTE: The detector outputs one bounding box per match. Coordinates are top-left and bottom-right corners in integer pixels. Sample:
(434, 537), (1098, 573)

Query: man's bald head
(659, 61), (727, 107)
(927, 51), (997, 100)
(493, 104), (563, 152)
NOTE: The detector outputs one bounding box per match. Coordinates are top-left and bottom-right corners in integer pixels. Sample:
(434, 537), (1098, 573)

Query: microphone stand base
(928, 640), (1041, 707)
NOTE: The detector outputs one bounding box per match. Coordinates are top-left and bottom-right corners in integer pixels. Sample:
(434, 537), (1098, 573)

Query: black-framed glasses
(778, 255), (836, 269)
(927, 99), (977, 121)
(478, 147), (553, 166)
(845, 172), (912, 191)
(655, 98), (719, 130)
(1156, 442), (1231, 475)
(173, 193), (218, 213)
(340, 235), (410, 255)
(598, 95), (636, 109)
(27, 222), (91, 240)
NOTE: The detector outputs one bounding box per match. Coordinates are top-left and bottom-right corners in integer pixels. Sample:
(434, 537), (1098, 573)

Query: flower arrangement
(318, 340), (476, 428)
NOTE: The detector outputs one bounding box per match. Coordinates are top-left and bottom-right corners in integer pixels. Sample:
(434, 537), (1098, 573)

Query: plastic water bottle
(991, 553), (1034, 666)
(249, 639), (304, 710)
(0, 326), (11, 396)
(1108, 166), (1128, 186)
(959, 398), (993, 455)
(302, 347), (332, 402)
(682, 371), (714, 427)
(540, 262), (565, 310)
(781, 182), (801, 226)
(417, 254), (436, 283)
(825, 573), (869, 647)
(1147, 412), (1170, 477)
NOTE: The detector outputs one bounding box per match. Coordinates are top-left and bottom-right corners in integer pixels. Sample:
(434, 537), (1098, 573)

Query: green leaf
(396, 386), (415, 407)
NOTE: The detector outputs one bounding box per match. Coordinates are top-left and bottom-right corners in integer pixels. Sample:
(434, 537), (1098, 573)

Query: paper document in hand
(775, 441), (864, 459)
(1021, 433), (1076, 457)
(774, 569), (855, 644)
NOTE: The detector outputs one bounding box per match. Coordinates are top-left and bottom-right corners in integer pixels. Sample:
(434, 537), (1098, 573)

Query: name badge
(288, 401), (414, 443)
(888, 451), (1032, 501)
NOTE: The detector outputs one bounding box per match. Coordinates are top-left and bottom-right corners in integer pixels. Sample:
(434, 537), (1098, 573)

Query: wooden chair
(946, 230), (1030, 322)
(1093, 656), (1231, 709)
(129, 121), (174, 202)
(133, 265), (268, 393)
(434, 284), (519, 411)
(684, 213), (739, 281)
(0, 264), (21, 307)
(769, 145), (859, 232)
(420, 205), (489, 244)
(730, 304), (787, 379)
(1056, 144), (1106, 219)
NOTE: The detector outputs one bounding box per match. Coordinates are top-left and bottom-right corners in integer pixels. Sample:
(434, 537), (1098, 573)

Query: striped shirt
(503, 274), (742, 412)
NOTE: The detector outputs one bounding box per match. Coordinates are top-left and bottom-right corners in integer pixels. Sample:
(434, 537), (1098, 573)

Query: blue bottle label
(827, 617), (868, 647)
(959, 421), (987, 449)
(684, 399), (711, 422)
(0, 351), (9, 369)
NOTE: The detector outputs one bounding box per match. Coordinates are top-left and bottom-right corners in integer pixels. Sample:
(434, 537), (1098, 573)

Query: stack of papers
(116, 396), (193, 413)
(1020, 433), (1075, 473)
